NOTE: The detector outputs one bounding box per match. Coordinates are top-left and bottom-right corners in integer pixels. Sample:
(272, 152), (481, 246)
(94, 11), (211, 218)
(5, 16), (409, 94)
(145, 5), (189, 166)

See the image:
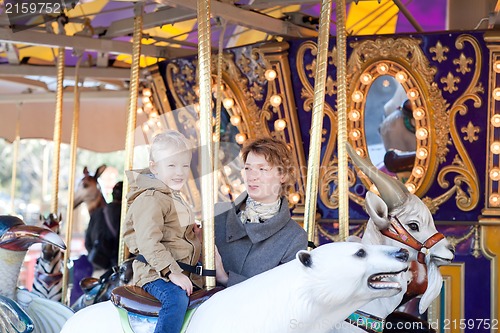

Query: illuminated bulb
(270, 95), (282, 107)
(142, 124), (149, 132)
(274, 119), (287, 131)
(288, 192), (301, 204)
(351, 91), (364, 102)
(489, 193), (500, 206)
(221, 184), (230, 195)
(355, 148), (365, 157)
(492, 115), (500, 127)
(376, 63), (389, 74)
(142, 88), (152, 97)
(144, 102), (153, 109)
(156, 121), (162, 128)
(148, 118), (155, 126)
(494, 88), (500, 101)
(230, 115), (241, 126)
(224, 165), (232, 176)
(490, 168), (500, 181)
(406, 183), (416, 193)
(137, 107), (143, 114)
(265, 69), (277, 81)
(235, 133), (247, 144)
(416, 128), (428, 140)
(349, 129), (361, 140)
(416, 148), (428, 159)
(494, 61), (500, 73)
(413, 108), (425, 120)
(360, 73), (372, 85)
(348, 110), (361, 121)
(407, 89), (419, 100)
(395, 71), (407, 83)
(150, 111), (158, 118)
(412, 166), (424, 178)
(142, 96), (150, 104)
(223, 98), (234, 109)
(492, 141), (500, 154)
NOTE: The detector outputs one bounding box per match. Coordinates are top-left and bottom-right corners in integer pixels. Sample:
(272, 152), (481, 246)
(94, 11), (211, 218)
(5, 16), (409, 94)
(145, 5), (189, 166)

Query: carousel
(0, 0), (499, 332)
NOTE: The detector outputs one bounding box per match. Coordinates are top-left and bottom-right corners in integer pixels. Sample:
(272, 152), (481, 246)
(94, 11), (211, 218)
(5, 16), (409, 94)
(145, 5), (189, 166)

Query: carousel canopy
(0, 0), (497, 152)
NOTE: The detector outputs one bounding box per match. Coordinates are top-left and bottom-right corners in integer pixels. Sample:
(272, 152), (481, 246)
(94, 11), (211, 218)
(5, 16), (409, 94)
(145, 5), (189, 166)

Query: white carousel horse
(60, 242), (410, 333)
(0, 215), (74, 333)
(31, 214), (64, 301)
(332, 144), (455, 333)
(73, 165), (107, 215)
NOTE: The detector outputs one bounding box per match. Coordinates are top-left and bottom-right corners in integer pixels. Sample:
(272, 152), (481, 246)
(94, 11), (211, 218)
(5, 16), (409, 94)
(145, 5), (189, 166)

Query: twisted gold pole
(336, 0), (349, 240)
(213, 21), (227, 203)
(9, 107), (20, 214)
(198, 0), (215, 288)
(50, 47), (65, 213)
(61, 54), (83, 306)
(303, 0), (332, 245)
(119, 3), (143, 264)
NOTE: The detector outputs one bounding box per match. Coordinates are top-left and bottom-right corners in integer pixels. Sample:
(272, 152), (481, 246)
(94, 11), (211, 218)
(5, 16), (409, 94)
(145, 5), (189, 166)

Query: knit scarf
(239, 196), (281, 224)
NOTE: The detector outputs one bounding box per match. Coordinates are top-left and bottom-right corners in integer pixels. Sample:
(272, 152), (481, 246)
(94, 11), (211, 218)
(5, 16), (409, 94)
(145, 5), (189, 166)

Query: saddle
(111, 285), (224, 317)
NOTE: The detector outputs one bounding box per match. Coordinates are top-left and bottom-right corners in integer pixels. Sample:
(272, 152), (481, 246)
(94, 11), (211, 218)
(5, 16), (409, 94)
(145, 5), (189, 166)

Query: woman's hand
(215, 246), (229, 286)
(169, 272), (193, 296)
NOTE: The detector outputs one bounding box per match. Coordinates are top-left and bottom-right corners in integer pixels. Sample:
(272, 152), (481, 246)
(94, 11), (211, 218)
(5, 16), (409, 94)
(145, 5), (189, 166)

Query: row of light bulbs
(489, 60), (500, 206)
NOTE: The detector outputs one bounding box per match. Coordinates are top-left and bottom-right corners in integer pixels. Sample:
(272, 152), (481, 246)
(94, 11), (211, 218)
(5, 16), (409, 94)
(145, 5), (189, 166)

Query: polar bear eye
(354, 249), (366, 258)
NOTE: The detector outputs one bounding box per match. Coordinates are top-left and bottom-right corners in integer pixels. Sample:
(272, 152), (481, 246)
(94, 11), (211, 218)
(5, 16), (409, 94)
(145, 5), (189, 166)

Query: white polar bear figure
(61, 242), (409, 333)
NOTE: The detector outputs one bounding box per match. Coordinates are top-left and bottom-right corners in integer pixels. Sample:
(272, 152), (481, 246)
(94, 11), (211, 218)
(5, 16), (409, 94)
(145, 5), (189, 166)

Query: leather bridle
(380, 215), (444, 264)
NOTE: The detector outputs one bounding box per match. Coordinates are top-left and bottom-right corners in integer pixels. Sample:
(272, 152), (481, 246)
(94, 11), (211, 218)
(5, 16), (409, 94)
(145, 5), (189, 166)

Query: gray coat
(215, 192), (308, 286)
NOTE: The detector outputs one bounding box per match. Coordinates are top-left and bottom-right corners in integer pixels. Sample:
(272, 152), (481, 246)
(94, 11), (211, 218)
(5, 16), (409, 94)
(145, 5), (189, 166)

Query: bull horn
(345, 143), (409, 210)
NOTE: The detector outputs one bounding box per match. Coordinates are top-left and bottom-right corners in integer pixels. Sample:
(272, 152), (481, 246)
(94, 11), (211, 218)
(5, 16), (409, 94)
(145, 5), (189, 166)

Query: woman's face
(242, 151), (284, 203)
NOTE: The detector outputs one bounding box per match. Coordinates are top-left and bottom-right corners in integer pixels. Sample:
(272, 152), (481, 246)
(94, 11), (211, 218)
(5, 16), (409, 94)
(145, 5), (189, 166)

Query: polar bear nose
(394, 248), (409, 262)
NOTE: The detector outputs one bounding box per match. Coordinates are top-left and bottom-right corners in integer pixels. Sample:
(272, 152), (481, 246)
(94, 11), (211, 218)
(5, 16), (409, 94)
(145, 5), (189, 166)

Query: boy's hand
(169, 272), (193, 296)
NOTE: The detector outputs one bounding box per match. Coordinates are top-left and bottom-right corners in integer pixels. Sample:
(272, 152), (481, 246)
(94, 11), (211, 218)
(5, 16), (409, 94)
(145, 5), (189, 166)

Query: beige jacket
(123, 168), (203, 288)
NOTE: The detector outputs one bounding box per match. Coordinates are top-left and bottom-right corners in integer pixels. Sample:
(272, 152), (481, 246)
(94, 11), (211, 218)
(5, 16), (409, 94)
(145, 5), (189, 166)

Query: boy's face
(150, 147), (191, 191)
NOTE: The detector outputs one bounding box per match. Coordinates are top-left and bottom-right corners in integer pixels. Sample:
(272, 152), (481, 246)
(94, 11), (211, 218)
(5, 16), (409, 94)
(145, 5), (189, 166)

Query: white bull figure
(61, 242), (409, 333)
(332, 144), (455, 333)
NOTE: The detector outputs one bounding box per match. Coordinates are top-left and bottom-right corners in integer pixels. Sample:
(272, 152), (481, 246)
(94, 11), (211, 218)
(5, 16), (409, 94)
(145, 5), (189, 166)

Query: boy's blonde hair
(149, 130), (192, 162)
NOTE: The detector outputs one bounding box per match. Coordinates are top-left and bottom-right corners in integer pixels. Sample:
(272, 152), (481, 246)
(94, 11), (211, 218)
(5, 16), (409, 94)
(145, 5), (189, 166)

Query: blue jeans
(143, 279), (189, 333)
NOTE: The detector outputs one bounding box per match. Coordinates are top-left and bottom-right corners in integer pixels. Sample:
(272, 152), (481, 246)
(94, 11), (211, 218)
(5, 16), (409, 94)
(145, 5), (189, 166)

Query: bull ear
(297, 250), (312, 268)
(365, 191), (391, 230)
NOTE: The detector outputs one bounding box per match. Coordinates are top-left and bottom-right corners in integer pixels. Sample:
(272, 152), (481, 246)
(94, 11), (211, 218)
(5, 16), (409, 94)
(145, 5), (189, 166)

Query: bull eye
(355, 249), (366, 258)
(407, 223), (419, 232)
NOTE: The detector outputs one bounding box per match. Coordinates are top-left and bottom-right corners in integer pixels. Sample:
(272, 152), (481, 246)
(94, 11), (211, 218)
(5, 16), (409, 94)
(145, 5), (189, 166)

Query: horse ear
(365, 191), (391, 230)
(297, 250), (312, 268)
(83, 166), (89, 176)
(95, 165), (107, 179)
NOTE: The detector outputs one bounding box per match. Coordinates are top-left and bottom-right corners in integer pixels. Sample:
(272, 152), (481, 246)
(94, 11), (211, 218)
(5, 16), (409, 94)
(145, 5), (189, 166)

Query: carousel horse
(71, 258), (133, 311)
(0, 215), (74, 333)
(73, 165), (107, 215)
(31, 214), (64, 301)
(379, 99), (416, 153)
(332, 144), (455, 333)
(60, 242), (410, 333)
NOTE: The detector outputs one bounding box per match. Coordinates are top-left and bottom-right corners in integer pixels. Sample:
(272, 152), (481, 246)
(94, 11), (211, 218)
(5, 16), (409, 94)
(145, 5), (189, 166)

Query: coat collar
(226, 192), (291, 244)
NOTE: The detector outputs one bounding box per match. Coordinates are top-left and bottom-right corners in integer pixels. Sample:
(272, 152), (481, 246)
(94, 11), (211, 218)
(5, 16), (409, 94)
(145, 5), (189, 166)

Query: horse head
(73, 165), (107, 214)
(346, 143), (454, 313)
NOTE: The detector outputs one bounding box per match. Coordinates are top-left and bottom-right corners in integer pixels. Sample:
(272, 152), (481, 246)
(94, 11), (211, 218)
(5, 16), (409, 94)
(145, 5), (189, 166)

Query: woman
(214, 137), (308, 286)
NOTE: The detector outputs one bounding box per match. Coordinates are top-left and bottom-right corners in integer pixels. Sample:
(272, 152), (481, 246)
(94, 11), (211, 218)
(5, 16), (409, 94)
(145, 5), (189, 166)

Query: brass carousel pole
(213, 21), (227, 202)
(198, 0), (215, 288)
(50, 46), (65, 214)
(303, 0), (333, 245)
(61, 54), (83, 306)
(336, 0), (349, 240)
(9, 107), (20, 215)
(118, 3), (143, 264)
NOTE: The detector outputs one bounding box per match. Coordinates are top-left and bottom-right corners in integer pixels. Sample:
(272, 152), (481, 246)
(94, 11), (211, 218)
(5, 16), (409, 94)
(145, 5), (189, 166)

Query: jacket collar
(226, 192), (291, 244)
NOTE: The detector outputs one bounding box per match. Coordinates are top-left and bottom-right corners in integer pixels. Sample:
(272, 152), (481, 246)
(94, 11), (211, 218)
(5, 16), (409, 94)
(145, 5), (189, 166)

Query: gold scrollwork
(436, 34), (483, 212)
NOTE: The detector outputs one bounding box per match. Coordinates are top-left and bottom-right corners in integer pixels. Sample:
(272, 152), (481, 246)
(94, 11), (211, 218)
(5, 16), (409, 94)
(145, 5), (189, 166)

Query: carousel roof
(0, 0), (497, 151)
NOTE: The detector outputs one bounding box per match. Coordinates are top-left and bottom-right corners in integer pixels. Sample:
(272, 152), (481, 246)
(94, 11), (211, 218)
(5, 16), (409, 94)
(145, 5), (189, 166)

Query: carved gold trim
(480, 224), (499, 329)
(437, 34), (482, 212)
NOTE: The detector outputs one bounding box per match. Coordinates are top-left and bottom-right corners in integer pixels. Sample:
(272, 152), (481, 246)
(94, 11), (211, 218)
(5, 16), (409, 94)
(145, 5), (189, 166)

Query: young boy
(123, 130), (202, 333)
